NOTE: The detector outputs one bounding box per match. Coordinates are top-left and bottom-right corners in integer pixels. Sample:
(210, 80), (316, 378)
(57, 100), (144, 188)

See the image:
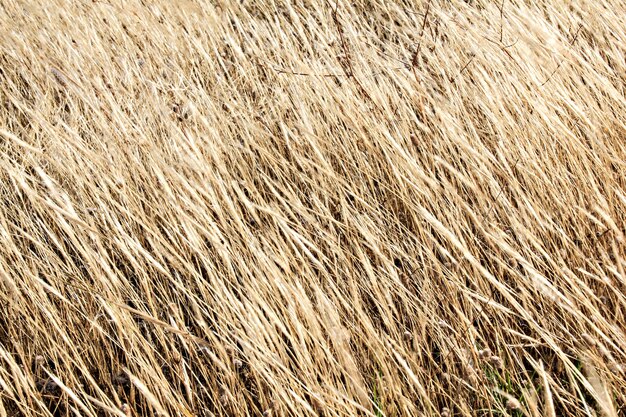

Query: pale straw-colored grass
(0, 0), (625, 416)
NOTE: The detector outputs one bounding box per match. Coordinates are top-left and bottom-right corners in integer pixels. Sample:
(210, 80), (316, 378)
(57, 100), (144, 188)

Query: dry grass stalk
(0, 0), (625, 416)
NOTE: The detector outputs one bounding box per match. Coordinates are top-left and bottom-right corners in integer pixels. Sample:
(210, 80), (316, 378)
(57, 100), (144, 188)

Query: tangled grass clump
(0, 0), (625, 416)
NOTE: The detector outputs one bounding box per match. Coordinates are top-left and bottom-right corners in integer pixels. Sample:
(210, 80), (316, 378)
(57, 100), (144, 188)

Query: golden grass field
(1, 0), (625, 416)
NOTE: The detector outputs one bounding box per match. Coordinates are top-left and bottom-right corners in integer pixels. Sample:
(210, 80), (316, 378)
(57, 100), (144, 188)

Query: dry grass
(0, 0), (625, 416)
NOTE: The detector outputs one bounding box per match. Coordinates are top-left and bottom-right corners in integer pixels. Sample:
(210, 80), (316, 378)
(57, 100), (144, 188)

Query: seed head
(50, 67), (68, 88)
(581, 333), (596, 346)
(609, 362), (624, 374)
(506, 398), (522, 411)
(478, 348), (492, 360)
(121, 403), (132, 417)
(488, 355), (503, 369)
(197, 346), (211, 355)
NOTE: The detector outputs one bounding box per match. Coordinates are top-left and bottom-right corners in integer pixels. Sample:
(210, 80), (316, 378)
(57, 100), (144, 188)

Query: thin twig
(327, 2), (381, 110)
(499, 0), (506, 43)
(541, 24), (583, 86)
(482, 36), (523, 72)
(481, 156), (522, 223)
(451, 54), (476, 82)
(411, 0), (432, 84)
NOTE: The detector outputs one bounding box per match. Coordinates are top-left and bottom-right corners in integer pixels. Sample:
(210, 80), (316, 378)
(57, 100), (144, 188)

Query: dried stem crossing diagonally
(0, 1), (625, 417)
(541, 24), (584, 86)
(410, 0), (432, 117)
